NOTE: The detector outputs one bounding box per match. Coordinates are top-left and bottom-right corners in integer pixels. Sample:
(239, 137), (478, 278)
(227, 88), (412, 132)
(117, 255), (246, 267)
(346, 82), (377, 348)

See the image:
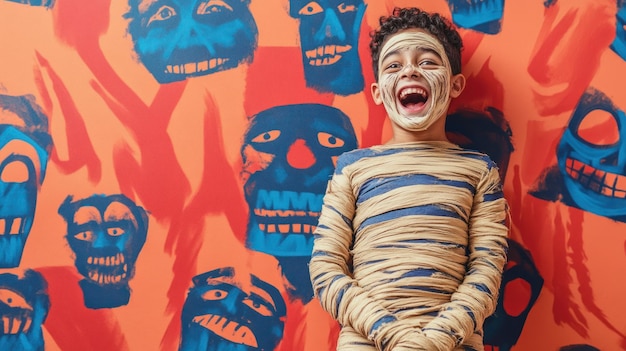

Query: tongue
(402, 101), (425, 114)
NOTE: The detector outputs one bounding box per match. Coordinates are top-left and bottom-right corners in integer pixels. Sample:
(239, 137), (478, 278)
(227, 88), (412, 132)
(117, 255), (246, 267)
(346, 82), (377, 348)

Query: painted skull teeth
(0, 315), (32, 334)
(0, 218), (27, 235)
(192, 313), (258, 348)
(86, 253), (128, 285)
(305, 45), (352, 66)
(257, 222), (317, 234)
(165, 58), (230, 75)
(565, 157), (626, 197)
(87, 253), (125, 266)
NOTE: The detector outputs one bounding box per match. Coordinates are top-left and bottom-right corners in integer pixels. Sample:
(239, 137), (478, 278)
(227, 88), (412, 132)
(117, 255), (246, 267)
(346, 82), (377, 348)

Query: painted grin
(565, 157), (626, 198)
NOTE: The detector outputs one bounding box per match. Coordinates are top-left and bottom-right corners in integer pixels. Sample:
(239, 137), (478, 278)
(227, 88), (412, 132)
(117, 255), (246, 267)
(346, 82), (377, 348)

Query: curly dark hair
(370, 7), (463, 80)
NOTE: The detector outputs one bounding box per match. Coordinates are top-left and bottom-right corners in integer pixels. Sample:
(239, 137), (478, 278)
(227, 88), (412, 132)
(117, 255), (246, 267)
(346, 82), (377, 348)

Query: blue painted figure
(288, 0), (366, 95)
(179, 267), (286, 351)
(447, 0), (504, 34)
(0, 269), (50, 351)
(58, 194), (149, 309)
(126, 0), (258, 83)
(241, 103), (357, 302)
(0, 94), (52, 268)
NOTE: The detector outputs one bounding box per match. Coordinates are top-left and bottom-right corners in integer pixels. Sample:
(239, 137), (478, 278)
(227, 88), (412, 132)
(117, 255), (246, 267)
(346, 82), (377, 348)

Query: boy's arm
(309, 165), (409, 350)
(421, 162), (509, 351)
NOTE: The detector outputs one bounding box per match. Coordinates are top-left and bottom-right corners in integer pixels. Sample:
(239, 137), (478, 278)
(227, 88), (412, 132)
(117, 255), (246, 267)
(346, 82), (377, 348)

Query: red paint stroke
(161, 94), (248, 350)
(567, 207), (626, 343)
(552, 207), (589, 337)
(358, 21), (387, 148)
(94, 80), (191, 220)
(51, 1), (193, 219)
(244, 46), (334, 118)
(37, 266), (129, 351)
(460, 29), (485, 67)
(34, 53), (102, 183)
(450, 58), (504, 113)
(527, 2), (614, 116)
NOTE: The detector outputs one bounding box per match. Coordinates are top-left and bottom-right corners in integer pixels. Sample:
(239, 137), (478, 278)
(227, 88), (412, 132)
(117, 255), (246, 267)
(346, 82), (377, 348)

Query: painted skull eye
(577, 109), (619, 146)
(252, 130), (281, 143)
(147, 5), (177, 26)
(0, 161), (29, 183)
(201, 289), (228, 300)
(197, 0), (233, 15)
(107, 227), (126, 237)
(299, 2), (323, 16)
(337, 3), (356, 13)
(243, 297), (274, 317)
(318, 132), (345, 148)
(74, 231), (95, 242)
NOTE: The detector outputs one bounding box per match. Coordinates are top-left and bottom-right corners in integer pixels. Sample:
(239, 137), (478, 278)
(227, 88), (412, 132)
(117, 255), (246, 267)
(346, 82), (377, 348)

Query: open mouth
(398, 86), (428, 113)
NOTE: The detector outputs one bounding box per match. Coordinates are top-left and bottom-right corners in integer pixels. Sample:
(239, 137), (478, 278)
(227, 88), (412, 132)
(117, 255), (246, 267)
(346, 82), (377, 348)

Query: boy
(309, 7), (509, 351)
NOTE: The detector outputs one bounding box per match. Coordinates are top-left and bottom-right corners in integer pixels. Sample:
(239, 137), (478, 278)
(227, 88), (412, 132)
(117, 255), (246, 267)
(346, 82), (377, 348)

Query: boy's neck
(385, 116), (450, 145)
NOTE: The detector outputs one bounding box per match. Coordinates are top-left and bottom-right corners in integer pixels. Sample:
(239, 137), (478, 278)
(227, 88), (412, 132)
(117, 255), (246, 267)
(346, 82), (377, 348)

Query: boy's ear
(450, 73), (466, 98)
(370, 82), (383, 105)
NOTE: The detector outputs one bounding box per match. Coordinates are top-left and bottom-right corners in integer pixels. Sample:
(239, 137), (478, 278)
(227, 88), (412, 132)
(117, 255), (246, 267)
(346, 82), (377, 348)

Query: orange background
(0, 0), (624, 350)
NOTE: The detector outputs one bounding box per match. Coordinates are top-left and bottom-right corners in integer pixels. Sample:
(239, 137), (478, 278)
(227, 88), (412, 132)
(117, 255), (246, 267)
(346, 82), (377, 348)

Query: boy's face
(371, 29), (465, 132)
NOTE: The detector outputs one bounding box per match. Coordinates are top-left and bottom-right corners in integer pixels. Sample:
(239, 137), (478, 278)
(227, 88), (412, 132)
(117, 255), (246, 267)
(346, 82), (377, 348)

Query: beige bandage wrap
(309, 143), (509, 351)
(377, 32), (453, 132)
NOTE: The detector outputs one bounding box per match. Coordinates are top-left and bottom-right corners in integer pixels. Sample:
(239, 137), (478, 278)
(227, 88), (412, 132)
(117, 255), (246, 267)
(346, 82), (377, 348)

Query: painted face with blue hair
(289, 0), (365, 95)
(126, 0), (258, 83)
(0, 270), (49, 351)
(58, 194), (148, 309)
(179, 267), (286, 351)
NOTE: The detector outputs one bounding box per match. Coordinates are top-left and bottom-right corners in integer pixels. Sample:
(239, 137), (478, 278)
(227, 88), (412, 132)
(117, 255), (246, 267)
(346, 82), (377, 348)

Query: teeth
(399, 87), (426, 99)
(164, 58), (229, 74)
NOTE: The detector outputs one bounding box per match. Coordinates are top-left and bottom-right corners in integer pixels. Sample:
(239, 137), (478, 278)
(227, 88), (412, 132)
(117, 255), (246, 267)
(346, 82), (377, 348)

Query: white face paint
(377, 31), (453, 132)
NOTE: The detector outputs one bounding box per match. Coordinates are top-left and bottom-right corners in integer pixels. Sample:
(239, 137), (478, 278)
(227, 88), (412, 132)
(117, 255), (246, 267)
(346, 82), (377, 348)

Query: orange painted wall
(0, 0), (624, 350)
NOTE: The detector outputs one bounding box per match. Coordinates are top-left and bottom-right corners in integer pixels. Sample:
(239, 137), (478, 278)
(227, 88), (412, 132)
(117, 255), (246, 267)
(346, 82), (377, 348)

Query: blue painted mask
(0, 95), (51, 268)
(447, 0), (504, 34)
(241, 104), (357, 258)
(557, 88), (626, 219)
(0, 269), (49, 351)
(289, 0), (366, 95)
(58, 194), (148, 309)
(126, 0), (258, 83)
(179, 267), (286, 351)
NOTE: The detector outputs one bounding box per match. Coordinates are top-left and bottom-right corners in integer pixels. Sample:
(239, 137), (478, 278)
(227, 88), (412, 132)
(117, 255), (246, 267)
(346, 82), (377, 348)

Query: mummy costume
(309, 141), (508, 351)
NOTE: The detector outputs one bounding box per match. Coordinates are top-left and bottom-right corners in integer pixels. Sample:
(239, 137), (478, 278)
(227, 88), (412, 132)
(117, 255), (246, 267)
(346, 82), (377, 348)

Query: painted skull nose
(286, 139), (316, 169)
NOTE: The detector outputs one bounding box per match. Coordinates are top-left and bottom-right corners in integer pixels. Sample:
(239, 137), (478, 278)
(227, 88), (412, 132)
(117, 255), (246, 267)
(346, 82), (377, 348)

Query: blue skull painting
(0, 269), (49, 351)
(0, 94), (52, 268)
(126, 0), (258, 84)
(447, 0), (504, 34)
(610, 0), (626, 61)
(58, 194), (149, 309)
(179, 267), (286, 351)
(241, 103), (357, 302)
(288, 0), (366, 95)
(531, 87), (626, 221)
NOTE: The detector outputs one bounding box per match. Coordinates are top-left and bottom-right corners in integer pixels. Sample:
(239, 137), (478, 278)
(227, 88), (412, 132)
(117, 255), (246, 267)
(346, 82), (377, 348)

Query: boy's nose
(401, 64), (420, 78)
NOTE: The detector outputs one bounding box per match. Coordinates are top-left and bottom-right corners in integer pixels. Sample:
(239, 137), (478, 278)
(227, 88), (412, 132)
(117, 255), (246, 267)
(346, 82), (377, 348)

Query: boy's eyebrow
(380, 47), (442, 64)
